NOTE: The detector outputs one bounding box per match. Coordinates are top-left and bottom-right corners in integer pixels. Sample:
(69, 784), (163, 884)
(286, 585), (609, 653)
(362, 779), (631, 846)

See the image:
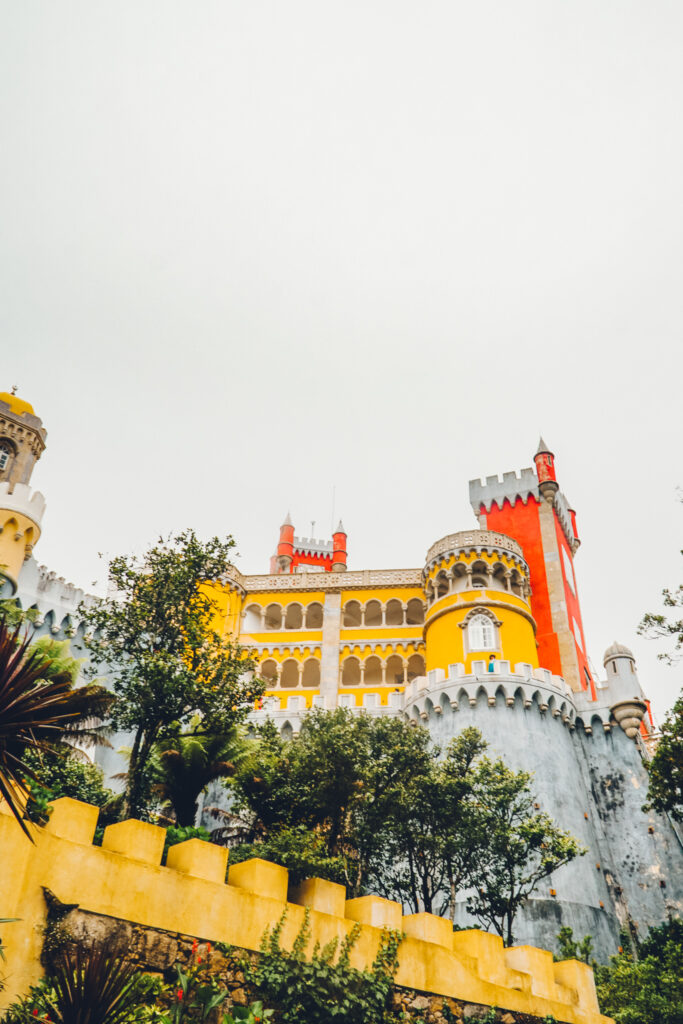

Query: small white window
(572, 617), (584, 652)
(562, 546), (576, 596)
(468, 614), (496, 651)
(0, 443), (10, 471)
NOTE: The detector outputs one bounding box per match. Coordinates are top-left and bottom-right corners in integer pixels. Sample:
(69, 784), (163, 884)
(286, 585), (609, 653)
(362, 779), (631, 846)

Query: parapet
(0, 481), (46, 525)
(0, 797), (611, 1023)
(469, 468), (539, 515)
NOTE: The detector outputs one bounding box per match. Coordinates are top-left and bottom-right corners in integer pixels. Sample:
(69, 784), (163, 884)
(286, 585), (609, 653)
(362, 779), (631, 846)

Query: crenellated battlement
(469, 468), (539, 515)
(0, 481), (46, 524)
(0, 796), (611, 1023)
(247, 661), (641, 745)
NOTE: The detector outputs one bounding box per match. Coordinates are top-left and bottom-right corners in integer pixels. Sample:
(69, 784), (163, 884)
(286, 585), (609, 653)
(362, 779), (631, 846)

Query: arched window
(243, 604), (264, 632)
(468, 614), (496, 651)
(341, 657), (361, 686)
(385, 599), (404, 626)
(364, 600), (382, 627)
(284, 604), (303, 630)
(0, 442), (11, 472)
(264, 603), (283, 630)
(280, 659), (299, 688)
(363, 656), (382, 685)
(406, 598), (425, 625)
(305, 602), (323, 629)
(302, 659), (320, 688)
(407, 653), (425, 680)
(343, 600), (362, 627)
(260, 659), (279, 685)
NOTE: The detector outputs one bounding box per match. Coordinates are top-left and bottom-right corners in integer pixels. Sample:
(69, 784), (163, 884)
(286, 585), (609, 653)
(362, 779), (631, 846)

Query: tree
(80, 530), (264, 819)
(231, 709), (434, 896)
(643, 694), (683, 822)
(594, 919), (683, 1024)
(639, 583), (683, 665)
(22, 746), (118, 826)
(465, 758), (585, 946)
(373, 727), (489, 918)
(0, 616), (112, 838)
(151, 717), (250, 827)
(639, 542), (683, 821)
(555, 926), (596, 966)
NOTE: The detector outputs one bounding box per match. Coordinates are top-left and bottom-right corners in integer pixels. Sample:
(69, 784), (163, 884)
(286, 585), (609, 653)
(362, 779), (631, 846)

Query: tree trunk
(122, 727), (144, 820)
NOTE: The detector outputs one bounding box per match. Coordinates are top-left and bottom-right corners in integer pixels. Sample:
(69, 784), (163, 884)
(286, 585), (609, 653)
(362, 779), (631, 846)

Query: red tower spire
(332, 520), (347, 573)
(275, 512), (294, 574)
(534, 438), (558, 500)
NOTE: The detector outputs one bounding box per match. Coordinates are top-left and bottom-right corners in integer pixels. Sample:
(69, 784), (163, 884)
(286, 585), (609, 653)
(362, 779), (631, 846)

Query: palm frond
(0, 616), (110, 840)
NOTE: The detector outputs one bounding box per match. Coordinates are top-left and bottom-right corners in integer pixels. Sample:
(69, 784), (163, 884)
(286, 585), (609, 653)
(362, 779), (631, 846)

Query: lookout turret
(0, 390), (46, 592)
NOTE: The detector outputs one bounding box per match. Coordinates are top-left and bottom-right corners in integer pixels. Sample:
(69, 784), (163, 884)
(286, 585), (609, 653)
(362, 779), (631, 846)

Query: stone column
(320, 590), (342, 707)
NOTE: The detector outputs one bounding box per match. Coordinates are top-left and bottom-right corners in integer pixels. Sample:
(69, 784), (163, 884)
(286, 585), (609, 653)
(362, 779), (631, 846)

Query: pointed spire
(536, 436), (552, 457)
(335, 519), (346, 534)
(282, 511), (293, 527)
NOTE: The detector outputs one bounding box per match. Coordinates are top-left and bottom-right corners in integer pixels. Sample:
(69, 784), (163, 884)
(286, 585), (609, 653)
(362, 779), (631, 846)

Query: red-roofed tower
(469, 440), (594, 697)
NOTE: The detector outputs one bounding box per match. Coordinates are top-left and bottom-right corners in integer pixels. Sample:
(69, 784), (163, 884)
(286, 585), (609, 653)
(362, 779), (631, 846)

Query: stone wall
(45, 902), (588, 1024)
(0, 796), (611, 1023)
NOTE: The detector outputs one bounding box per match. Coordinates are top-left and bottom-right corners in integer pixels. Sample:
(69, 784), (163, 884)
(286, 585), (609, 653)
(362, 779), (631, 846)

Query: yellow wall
(0, 511), (40, 590)
(0, 798), (611, 1024)
(425, 593), (538, 673)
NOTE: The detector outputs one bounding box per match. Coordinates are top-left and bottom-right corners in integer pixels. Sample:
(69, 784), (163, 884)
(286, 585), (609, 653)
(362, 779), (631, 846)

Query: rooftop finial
(10, 385), (17, 396)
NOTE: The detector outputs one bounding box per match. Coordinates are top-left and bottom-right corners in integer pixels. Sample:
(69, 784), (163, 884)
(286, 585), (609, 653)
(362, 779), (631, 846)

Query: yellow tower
(423, 529), (538, 674)
(0, 391), (46, 592)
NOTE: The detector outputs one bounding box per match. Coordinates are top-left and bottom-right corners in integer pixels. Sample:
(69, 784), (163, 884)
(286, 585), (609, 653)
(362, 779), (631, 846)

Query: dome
(603, 640), (635, 665)
(0, 391), (35, 417)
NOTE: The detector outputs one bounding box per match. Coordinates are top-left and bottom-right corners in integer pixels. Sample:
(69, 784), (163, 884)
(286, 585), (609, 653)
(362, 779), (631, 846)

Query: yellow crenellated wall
(0, 798), (611, 1024)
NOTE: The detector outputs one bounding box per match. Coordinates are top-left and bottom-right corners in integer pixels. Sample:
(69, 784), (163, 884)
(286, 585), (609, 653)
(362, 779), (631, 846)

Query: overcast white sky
(1, 2), (681, 719)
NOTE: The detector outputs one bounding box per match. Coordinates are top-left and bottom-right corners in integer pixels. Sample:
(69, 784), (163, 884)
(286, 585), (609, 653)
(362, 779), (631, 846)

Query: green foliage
(163, 958), (229, 1023)
(229, 824), (348, 885)
(22, 747), (118, 826)
(555, 926), (596, 966)
(374, 727), (490, 917)
(465, 758), (585, 946)
(0, 616), (111, 840)
(246, 908), (402, 1024)
(79, 530), (264, 819)
(639, 577), (683, 666)
(3, 943), (160, 1024)
(151, 718), (250, 828)
(222, 1003), (273, 1024)
(231, 710), (437, 896)
(595, 918), (683, 1024)
(643, 693), (683, 822)
(0, 599), (40, 629)
(230, 710), (582, 940)
(163, 825), (213, 860)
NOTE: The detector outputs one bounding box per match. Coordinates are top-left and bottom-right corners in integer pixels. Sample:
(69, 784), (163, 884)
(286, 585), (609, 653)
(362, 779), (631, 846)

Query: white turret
(602, 642), (647, 739)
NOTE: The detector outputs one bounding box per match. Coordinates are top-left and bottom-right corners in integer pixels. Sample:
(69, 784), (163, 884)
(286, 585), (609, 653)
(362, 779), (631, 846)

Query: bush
(246, 908), (402, 1024)
(594, 919), (683, 1024)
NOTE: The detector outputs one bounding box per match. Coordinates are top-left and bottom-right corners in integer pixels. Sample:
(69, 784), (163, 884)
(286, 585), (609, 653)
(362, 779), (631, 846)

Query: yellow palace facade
(217, 519), (539, 716)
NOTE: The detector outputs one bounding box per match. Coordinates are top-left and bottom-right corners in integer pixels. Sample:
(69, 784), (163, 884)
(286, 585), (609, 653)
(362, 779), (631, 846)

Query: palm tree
(0, 616), (113, 838)
(152, 718), (251, 827)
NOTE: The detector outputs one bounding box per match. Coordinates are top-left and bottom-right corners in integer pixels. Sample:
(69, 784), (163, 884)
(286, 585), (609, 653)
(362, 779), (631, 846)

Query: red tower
(270, 516), (348, 574)
(272, 512), (295, 574)
(469, 440), (595, 698)
(332, 521), (348, 573)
